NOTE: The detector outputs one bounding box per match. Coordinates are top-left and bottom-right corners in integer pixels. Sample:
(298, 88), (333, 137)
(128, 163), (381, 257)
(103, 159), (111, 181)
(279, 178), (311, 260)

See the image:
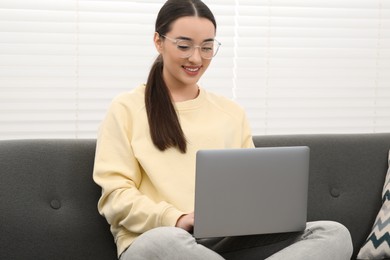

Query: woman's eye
(177, 41), (192, 51)
(177, 45), (191, 50)
(201, 43), (214, 52)
(202, 47), (213, 52)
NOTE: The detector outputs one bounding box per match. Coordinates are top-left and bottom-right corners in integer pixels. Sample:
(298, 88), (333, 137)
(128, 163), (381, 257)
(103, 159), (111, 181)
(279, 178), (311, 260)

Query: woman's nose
(188, 47), (202, 63)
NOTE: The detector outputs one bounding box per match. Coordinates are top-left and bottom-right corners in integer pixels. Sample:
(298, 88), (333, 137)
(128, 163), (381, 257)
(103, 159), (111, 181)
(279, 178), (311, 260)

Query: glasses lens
(176, 40), (193, 57)
(201, 41), (215, 59)
(201, 40), (221, 59)
(176, 39), (221, 59)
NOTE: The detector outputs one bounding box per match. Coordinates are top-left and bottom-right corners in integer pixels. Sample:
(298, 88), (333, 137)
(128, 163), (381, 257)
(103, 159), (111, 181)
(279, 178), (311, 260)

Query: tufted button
(50, 199), (61, 210)
(330, 188), (340, 198)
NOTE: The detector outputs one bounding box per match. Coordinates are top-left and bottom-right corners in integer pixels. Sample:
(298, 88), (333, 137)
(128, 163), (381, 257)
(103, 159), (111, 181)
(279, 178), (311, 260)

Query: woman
(93, 0), (353, 259)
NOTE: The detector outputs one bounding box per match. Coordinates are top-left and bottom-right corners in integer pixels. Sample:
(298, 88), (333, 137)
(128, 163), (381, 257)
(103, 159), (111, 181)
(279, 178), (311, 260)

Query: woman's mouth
(182, 66), (202, 76)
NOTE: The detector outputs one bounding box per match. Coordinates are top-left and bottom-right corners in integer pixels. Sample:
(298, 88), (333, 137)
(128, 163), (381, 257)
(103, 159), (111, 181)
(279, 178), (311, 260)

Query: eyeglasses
(160, 34), (221, 60)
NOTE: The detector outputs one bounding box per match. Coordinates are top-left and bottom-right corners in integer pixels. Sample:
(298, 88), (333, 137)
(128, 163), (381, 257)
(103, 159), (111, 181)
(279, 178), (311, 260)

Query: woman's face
(155, 16), (216, 91)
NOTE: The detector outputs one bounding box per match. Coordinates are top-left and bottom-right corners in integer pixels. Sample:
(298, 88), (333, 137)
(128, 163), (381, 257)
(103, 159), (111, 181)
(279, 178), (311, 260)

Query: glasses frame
(160, 34), (221, 60)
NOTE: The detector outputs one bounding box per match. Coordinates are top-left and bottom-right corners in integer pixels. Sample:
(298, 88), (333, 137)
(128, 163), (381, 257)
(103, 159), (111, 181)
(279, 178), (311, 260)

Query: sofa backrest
(0, 139), (117, 260)
(254, 133), (390, 259)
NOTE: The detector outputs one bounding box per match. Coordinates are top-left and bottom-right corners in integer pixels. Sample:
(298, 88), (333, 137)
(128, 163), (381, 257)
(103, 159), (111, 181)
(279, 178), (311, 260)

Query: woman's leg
(207, 221), (352, 260)
(266, 221), (353, 260)
(121, 221), (353, 260)
(120, 227), (224, 260)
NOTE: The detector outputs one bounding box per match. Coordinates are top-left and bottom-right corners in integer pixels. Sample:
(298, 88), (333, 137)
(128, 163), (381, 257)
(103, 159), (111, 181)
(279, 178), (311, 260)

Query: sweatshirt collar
(174, 87), (206, 111)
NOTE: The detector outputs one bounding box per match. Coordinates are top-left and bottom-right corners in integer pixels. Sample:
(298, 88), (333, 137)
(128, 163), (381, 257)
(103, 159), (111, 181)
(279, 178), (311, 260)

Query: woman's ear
(154, 32), (163, 53)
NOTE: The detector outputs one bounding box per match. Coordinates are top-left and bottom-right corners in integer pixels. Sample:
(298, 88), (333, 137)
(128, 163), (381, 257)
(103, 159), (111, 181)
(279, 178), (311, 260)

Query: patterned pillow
(357, 150), (390, 259)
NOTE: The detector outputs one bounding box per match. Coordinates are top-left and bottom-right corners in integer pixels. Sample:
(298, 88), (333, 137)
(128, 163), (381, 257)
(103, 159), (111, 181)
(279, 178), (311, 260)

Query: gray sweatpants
(120, 221), (353, 260)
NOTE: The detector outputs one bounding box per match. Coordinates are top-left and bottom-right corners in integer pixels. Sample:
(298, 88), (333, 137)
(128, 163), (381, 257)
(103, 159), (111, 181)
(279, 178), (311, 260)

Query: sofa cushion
(357, 150), (390, 259)
(0, 139), (117, 260)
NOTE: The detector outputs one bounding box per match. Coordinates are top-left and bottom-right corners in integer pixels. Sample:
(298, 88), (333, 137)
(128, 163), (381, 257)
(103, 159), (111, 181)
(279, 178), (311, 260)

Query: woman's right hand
(175, 212), (194, 233)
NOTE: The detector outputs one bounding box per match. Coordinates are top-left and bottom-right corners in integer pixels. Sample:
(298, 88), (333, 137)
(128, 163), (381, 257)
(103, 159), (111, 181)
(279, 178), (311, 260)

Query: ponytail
(145, 55), (187, 153)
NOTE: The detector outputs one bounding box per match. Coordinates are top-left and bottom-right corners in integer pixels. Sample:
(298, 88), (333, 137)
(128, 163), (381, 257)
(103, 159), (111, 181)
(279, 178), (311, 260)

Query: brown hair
(145, 0), (216, 153)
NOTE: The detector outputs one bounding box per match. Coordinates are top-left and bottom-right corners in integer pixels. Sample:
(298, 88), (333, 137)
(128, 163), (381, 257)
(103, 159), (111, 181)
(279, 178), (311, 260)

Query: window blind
(0, 0), (389, 140)
(234, 0), (390, 134)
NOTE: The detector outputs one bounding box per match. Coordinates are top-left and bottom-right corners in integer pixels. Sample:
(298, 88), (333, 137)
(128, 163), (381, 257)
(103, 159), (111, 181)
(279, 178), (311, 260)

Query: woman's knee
(307, 221), (351, 238)
(306, 221), (353, 254)
(133, 227), (194, 249)
(122, 227), (224, 260)
(121, 227), (193, 259)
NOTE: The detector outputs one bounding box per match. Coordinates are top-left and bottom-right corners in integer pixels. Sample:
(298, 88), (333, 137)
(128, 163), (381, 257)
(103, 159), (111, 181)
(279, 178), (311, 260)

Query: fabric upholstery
(0, 139), (117, 259)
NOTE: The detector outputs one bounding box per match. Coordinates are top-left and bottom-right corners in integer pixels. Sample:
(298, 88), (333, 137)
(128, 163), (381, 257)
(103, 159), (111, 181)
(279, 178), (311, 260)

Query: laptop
(193, 146), (309, 238)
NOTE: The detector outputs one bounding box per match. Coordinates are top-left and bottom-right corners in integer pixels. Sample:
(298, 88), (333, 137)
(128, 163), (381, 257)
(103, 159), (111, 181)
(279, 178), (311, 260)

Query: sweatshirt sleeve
(93, 97), (184, 234)
(241, 110), (255, 149)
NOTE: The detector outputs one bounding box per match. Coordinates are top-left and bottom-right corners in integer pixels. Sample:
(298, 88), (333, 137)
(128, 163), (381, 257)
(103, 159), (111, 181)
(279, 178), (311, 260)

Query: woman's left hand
(175, 212), (194, 233)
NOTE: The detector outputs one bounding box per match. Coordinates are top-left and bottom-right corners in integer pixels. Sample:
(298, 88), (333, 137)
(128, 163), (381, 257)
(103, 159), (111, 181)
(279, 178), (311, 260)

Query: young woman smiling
(93, 1), (353, 259)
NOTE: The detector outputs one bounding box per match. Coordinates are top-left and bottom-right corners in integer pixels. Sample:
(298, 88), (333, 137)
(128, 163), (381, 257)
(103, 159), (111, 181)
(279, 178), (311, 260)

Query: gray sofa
(1, 133), (390, 259)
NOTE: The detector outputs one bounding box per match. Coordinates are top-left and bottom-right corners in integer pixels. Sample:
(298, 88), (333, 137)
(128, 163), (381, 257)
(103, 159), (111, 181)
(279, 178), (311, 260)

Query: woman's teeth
(184, 67), (200, 72)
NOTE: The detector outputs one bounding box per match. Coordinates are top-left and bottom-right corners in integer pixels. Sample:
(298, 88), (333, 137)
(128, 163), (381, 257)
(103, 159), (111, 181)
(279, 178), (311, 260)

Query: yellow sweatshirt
(93, 84), (254, 256)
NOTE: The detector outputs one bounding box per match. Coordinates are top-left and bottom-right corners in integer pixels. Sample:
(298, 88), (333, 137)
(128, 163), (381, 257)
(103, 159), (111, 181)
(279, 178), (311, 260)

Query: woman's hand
(175, 212), (194, 233)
